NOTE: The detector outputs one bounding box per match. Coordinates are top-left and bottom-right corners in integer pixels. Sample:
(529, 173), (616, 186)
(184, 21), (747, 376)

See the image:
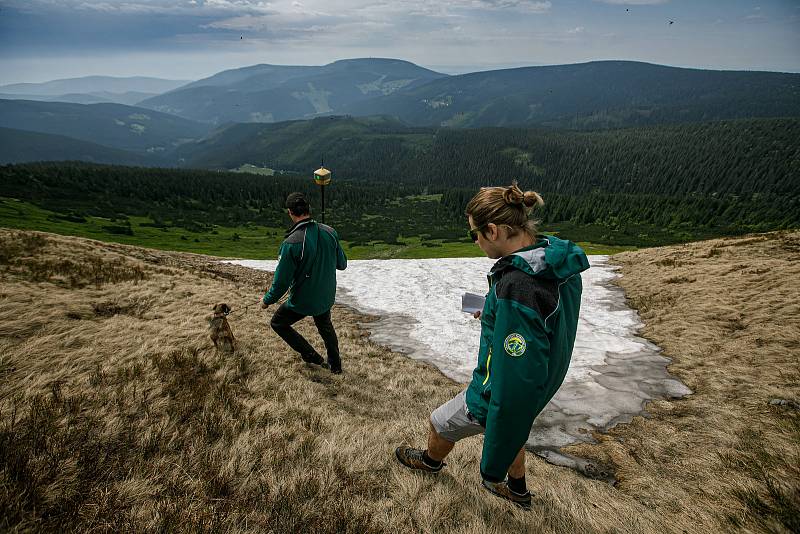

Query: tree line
(2, 116), (797, 246)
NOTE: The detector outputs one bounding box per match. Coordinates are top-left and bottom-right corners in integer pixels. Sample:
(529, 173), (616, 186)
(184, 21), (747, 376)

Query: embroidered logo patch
(503, 333), (526, 357)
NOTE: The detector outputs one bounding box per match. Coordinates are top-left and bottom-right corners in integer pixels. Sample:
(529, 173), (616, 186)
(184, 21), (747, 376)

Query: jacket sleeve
(263, 242), (297, 305)
(333, 230), (347, 271)
(336, 236), (347, 271)
(480, 299), (550, 482)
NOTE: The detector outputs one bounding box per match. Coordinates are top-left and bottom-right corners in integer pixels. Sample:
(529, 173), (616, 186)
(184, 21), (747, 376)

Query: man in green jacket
(261, 192), (348, 374)
(395, 183), (589, 508)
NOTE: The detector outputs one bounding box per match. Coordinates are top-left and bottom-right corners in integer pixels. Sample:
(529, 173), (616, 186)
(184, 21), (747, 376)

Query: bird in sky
(668, 20), (675, 25)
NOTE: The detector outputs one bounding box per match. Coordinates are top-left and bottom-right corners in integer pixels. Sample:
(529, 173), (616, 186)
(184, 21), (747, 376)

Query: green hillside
(1, 135), (797, 251)
(0, 127), (154, 166)
(2, 114), (797, 251)
(176, 115), (798, 194)
(175, 115), (431, 170)
(0, 99), (212, 154)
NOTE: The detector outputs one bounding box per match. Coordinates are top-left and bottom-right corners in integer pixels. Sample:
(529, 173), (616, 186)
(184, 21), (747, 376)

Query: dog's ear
(222, 303), (231, 315)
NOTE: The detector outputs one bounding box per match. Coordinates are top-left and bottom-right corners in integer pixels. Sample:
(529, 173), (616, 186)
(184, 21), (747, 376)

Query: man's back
(294, 221), (346, 314)
(268, 219), (347, 317)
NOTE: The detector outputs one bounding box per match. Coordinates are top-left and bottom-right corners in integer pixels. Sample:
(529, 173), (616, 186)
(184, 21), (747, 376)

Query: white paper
(461, 292), (486, 314)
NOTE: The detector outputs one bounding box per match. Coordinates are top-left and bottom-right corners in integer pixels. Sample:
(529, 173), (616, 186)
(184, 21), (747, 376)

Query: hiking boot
(481, 479), (532, 509)
(301, 352), (328, 368)
(394, 447), (446, 473)
(330, 366), (342, 375)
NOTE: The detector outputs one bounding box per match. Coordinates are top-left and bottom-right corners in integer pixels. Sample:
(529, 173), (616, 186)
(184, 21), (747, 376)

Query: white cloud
(75, 2), (118, 11)
(21, 0), (551, 15)
(744, 6), (766, 21)
(467, 0), (551, 11)
(18, 0), (277, 15)
(7, 0), (799, 85)
(197, 0), (553, 47)
(595, 0), (668, 5)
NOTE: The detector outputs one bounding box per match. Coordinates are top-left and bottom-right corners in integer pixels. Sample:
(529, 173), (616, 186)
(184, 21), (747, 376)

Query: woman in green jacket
(395, 183), (589, 509)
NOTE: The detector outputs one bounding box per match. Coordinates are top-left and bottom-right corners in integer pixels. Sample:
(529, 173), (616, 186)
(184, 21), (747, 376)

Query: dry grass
(0, 228), (798, 533)
(567, 230), (800, 534)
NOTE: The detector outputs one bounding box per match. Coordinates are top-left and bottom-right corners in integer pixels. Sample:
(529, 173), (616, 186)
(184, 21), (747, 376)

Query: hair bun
(502, 185), (525, 206)
(502, 182), (543, 209)
(523, 191), (544, 208)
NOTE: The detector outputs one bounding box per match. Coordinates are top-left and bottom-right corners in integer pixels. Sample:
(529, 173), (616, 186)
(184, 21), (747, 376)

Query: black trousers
(270, 303), (341, 371)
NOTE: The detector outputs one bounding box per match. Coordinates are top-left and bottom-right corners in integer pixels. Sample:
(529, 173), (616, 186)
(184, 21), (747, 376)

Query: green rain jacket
(464, 235), (589, 482)
(262, 219), (347, 316)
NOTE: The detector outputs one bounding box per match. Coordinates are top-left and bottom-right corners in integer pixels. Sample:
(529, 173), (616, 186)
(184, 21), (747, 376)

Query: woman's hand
(473, 311), (482, 319)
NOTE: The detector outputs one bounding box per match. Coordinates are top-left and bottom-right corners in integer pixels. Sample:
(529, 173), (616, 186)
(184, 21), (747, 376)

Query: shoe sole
(394, 448), (444, 473)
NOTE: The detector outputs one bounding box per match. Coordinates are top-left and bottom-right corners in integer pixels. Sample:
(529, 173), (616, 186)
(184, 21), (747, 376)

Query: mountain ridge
(343, 60), (800, 128)
(0, 99), (212, 154)
(0, 76), (190, 96)
(138, 58), (448, 124)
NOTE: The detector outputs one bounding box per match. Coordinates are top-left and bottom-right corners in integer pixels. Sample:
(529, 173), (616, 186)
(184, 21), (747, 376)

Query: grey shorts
(430, 389), (485, 443)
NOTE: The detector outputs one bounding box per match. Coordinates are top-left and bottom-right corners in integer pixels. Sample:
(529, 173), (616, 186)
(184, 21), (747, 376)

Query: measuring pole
(313, 158), (332, 225)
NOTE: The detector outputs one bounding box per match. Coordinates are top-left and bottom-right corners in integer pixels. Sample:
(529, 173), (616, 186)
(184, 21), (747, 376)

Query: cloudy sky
(0, 0), (798, 84)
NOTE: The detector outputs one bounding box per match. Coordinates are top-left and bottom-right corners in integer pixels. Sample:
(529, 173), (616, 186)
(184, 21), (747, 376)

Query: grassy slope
(0, 198), (634, 258)
(1, 228), (797, 532)
(574, 231), (800, 533)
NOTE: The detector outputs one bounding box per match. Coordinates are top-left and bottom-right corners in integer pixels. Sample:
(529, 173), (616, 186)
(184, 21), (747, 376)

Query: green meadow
(0, 197), (633, 259)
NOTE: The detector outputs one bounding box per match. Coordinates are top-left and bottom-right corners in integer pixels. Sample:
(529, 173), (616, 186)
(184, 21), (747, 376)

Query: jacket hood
(490, 235), (590, 280)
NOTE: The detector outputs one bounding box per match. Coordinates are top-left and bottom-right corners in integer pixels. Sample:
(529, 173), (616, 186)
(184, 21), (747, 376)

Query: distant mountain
(0, 99), (213, 154)
(0, 127), (154, 166)
(7, 60), (800, 168)
(176, 64), (314, 92)
(0, 91), (159, 106)
(0, 76), (190, 97)
(341, 60), (800, 128)
(139, 58), (447, 124)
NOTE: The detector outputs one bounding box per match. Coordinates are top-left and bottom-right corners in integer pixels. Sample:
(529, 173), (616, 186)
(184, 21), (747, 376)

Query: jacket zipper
(482, 347), (492, 388)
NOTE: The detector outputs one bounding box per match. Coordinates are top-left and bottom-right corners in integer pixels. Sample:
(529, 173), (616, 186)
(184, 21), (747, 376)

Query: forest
(1, 117), (797, 248)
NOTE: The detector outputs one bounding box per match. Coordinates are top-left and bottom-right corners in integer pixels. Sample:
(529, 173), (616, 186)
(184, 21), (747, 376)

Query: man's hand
(261, 300), (269, 310)
(473, 311), (482, 319)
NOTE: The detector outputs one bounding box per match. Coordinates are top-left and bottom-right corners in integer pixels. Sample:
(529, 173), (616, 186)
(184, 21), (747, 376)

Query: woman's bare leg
(426, 421), (455, 462)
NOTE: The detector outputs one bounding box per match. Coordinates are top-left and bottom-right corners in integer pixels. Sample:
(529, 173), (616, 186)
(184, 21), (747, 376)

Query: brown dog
(209, 303), (236, 353)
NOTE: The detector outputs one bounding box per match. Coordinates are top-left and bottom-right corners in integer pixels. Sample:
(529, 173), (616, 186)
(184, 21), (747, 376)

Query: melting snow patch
(232, 256), (691, 462)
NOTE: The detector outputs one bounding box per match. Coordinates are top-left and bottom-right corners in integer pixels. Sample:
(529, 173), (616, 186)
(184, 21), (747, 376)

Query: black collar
(285, 218), (314, 238)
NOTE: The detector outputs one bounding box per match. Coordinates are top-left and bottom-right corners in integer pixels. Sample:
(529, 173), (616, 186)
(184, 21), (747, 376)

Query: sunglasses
(468, 223), (488, 242)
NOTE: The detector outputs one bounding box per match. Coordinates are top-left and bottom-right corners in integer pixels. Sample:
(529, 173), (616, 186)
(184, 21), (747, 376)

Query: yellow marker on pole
(313, 166), (331, 186)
